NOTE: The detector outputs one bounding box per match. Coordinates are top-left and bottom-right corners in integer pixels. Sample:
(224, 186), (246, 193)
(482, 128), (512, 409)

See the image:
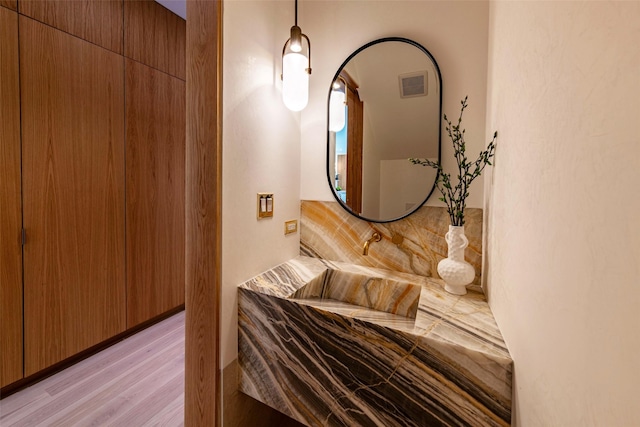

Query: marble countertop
(239, 255), (512, 368)
(238, 255), (513, 426)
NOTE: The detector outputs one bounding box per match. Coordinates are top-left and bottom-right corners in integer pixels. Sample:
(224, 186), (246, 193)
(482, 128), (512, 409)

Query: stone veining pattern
(238, 256), (512, 426)
(300, 201), (484, 292)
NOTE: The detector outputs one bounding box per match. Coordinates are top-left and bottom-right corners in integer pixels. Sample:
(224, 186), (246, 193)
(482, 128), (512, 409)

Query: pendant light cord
(294, 0), (298, 26)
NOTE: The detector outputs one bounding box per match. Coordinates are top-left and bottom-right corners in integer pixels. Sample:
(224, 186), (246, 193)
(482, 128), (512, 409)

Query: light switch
(284, 219), (298, 235)
(257, 193), (274, 219)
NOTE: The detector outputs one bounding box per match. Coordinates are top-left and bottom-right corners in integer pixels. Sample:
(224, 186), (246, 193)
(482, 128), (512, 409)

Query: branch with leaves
(410, 96), (497, 226)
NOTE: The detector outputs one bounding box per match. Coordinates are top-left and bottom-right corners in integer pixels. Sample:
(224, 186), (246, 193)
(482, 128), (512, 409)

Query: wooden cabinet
(18, 0), (123, 54)
(345, 84), (364, 214)
(1, 3), (185, 389)
(0, 7), (23, 388)
(125, 0), (186, 79)
(125, 58), (185, 327)
(20, 16), (126, 376)
(0, 0), (17, 11)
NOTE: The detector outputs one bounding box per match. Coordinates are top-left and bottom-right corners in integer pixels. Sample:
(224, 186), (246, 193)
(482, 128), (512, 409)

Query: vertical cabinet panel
(125, 0), (186, 80)
(345, 87), (364, 214)
(19, 0), (123, 54)
(126, 59), (185, 327)
(20, 17), (126, 375)
(0, 7), (23, 388)
(0, 0), (17, 11)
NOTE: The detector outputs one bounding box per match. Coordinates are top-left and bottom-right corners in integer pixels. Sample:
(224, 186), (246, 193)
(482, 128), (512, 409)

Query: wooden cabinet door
(0, 7), (23, 388)
(124, 0), (186, 80)
(346, 85), (364, 215)
(20, 16), (126, 375)
(125, 59), (185, 327)
(18, 0), (123, 54)
(0, 0), (17, 11)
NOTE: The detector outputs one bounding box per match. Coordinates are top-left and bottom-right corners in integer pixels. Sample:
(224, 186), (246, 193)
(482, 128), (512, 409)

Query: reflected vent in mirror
(399, 71), (427, 98)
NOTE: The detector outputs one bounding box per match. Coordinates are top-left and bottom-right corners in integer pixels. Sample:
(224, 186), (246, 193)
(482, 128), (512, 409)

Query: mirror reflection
(327, 38), (442, 222)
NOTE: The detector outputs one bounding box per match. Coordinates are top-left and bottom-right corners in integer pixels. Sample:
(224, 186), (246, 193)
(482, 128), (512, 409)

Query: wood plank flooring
(0, 311), (185, 426)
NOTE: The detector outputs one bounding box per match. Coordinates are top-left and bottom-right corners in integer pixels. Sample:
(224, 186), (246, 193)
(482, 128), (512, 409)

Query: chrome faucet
(362, 231), (382, 256)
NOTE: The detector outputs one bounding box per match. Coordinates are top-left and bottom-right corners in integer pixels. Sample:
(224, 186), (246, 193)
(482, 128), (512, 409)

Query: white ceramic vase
(437, 225), (475, 295)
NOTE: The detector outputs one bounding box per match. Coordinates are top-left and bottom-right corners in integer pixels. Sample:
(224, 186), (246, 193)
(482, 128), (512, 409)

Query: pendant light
(282, 0), (311, 111)
(329, 77), (346, 132)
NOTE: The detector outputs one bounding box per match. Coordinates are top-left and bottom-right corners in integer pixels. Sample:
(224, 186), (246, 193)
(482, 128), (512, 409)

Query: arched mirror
(327, 37), (442, 223)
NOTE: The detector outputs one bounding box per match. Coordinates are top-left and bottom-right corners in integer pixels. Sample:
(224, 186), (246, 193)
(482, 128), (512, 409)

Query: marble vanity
(238, 256), (512, 427)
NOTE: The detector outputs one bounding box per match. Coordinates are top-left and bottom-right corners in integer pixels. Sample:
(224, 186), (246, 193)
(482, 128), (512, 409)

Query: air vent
(399, 71), (427, 98)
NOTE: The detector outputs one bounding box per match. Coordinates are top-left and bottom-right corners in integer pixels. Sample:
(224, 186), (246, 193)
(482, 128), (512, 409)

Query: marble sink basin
(238, 256), (513, 426)
(289, 269), (421, 319)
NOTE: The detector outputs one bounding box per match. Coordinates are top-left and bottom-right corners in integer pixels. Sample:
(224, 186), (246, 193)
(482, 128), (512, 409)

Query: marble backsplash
(300, 201), (483, 292)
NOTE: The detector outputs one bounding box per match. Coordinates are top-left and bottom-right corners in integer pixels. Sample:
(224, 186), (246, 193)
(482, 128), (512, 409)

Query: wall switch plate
(257, 193), (274, 219)
(284, 219), (298, 235)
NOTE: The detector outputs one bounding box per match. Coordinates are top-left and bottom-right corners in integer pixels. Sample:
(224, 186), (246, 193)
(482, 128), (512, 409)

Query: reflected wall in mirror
(327, 37), (442, 223)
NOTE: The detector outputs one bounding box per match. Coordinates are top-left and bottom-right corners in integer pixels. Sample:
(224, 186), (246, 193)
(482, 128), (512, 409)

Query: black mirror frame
(326, 37), (443, 223)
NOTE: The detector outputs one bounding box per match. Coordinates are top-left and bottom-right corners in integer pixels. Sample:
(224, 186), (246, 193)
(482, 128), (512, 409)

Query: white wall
(485, 1), (640, 425)
(300, 1), (491, 209)
(362, 115), (382, 218)
(379, 159), (437, 219)
(221, 0), (302, 368)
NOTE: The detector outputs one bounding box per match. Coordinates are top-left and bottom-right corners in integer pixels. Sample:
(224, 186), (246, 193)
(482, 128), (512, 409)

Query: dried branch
(409, 96), (497, 226)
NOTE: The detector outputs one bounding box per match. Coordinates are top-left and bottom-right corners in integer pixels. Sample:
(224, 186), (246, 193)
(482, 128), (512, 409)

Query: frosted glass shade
(329, 89), (346, 132)
(282, 52), (309, 111)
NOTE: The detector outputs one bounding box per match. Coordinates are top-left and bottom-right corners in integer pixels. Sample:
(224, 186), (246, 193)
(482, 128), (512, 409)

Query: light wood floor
(0, 311), (185, 426)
